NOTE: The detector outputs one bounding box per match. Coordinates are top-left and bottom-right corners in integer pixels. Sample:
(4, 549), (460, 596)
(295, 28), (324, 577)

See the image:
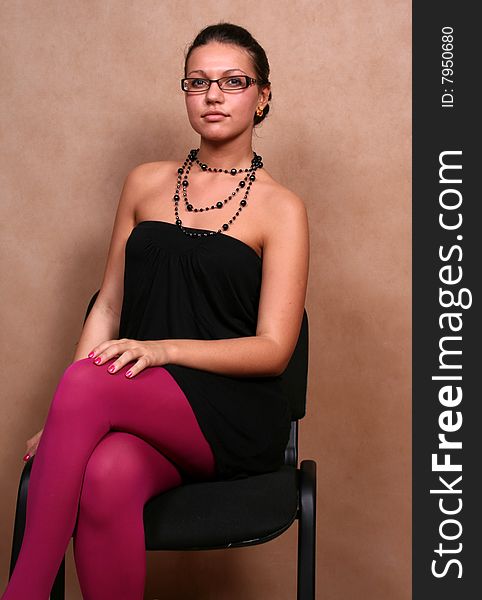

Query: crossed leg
(1, 357), (216, 600)
(73, 431), (185, 599)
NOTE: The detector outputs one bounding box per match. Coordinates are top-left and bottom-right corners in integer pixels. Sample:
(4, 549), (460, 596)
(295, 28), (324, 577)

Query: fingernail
(125, 370), (132, 378)
(88, 351), (95, 358)
(23, 454), (30, 461)
(94, 357), (101, 364)
(108, 365), (115, 373)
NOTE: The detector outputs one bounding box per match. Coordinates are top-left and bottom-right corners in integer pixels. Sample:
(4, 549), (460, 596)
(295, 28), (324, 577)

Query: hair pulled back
(184, 22), (272, 126)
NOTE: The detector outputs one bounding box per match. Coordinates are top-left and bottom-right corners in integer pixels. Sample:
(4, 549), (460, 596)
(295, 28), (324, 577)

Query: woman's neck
(196, 140), (255, 170)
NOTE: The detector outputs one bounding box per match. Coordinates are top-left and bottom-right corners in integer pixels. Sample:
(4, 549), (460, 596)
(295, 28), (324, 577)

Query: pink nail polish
(126, 370), (132, 378)
(88, 351), (95, 358)
(108, 365), (115, 373)
(94, 357), (101, 364)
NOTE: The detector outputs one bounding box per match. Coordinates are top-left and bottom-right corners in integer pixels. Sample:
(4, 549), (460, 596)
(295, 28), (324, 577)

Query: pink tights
(1, 357), (216, 600)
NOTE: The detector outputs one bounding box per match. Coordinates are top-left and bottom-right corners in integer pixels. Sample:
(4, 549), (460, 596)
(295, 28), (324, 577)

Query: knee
(79, 433), (144, 524)
(62, 357), (99, 385)
(50, 358), (105, 414)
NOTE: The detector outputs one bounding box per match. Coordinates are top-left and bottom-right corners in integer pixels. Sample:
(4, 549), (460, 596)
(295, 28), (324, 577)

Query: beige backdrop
(0, 1), (411, 599)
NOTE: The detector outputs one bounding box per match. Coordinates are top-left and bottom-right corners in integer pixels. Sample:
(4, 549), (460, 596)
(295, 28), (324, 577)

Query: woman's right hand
(24, 428), (43, 461)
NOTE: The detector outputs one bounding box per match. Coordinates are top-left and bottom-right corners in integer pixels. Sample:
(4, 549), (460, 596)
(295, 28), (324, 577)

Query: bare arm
(72, 303), (120, 362)
(166, 335), (291, 377)
(72, 163), (152, 362)
(167, 192), (310, 376)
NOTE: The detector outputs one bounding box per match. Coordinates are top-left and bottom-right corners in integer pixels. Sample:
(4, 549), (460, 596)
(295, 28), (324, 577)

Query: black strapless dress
(118, 221), (291, 480)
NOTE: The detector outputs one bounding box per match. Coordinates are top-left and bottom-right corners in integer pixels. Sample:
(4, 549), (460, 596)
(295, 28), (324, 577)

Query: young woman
(2, 22), (309, 600)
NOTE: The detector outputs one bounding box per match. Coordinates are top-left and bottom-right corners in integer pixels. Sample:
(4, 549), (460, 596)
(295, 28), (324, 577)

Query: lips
(202, 111), (228, 117)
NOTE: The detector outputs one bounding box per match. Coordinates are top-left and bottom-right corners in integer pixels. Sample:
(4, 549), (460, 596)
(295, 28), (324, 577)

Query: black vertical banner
(413, 3), (480, 598)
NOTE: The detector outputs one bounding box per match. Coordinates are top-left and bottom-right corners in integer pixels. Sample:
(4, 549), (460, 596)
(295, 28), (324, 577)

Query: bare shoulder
(121, 160), (182, 220)
(126, 160), (178, 189)
(256, 171), (309, 245)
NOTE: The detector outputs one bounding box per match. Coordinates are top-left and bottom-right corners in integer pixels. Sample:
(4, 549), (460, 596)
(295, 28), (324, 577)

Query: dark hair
(184, 22), (272, 126)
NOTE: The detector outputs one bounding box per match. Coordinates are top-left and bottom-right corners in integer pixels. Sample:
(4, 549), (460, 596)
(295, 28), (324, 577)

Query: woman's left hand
(88, 339), (170, 378)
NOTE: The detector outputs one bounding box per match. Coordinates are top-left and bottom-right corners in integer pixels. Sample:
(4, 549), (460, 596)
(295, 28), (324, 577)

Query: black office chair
(9, 293), (316, 599)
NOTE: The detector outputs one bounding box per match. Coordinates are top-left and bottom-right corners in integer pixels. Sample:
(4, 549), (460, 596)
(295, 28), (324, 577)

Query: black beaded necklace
(173, 148), (263, 237)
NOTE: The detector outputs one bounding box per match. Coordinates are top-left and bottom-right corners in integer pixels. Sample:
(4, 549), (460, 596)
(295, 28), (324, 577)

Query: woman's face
(184, 42), (269, 143)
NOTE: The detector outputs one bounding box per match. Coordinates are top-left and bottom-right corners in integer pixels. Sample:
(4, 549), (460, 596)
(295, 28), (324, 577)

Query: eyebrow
(187, 68), (248, 76)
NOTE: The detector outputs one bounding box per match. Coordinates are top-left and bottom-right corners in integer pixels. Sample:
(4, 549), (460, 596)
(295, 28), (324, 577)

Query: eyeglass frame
(180, 75), (270, 93)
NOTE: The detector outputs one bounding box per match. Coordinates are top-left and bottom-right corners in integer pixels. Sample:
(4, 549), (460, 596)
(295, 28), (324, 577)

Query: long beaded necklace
(173, 148), (263, 238)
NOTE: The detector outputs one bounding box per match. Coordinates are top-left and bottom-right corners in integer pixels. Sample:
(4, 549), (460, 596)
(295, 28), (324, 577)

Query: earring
(256, 105), (264, 117)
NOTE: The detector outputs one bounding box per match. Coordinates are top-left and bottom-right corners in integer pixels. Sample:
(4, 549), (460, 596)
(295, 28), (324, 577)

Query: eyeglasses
(181, 75), (269, 93)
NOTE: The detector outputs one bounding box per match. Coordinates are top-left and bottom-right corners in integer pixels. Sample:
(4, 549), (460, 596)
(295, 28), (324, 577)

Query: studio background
(0, 1), (411, 598)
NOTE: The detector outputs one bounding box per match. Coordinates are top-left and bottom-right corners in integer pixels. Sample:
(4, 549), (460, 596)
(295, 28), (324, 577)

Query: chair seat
(143, 465), (299, 550)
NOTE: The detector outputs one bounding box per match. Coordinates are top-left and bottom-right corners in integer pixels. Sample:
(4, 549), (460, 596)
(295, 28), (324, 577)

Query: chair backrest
(281, 309), (309, 467)
(279, 309), (309, 420)
(84, 290), (100, 324)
